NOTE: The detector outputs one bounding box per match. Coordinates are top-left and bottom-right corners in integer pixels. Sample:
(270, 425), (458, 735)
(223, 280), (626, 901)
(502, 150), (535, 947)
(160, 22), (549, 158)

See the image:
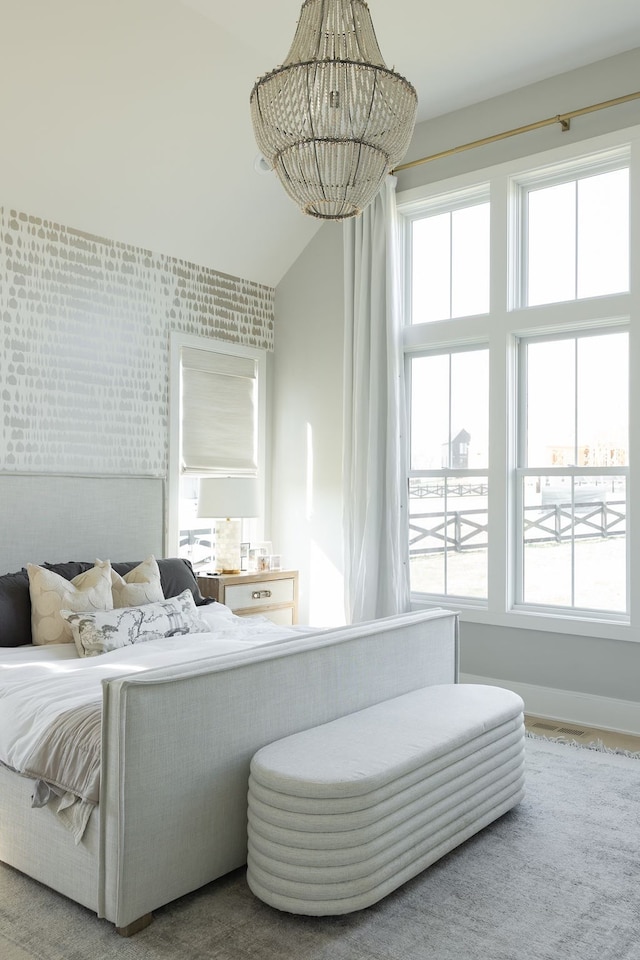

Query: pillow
(62, 589), (209, 657)
(112, 558), (213, 606)
(27, 560), (114, 646)
(108, 555), (164, 608)
(0, 569), (32, 647)
(45, 557), (212, 605)
(42, 560), (93, 580)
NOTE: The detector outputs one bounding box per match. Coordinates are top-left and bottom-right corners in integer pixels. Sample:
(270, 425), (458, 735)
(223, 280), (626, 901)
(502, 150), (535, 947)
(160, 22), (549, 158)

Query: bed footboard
(98, 609), (458, 930)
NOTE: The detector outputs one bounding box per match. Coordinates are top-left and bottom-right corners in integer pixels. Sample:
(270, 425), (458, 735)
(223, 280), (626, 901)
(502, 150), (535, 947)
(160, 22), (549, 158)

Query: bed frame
(0, 474), (164, 572)
(0, 475), (459, 935)
(0, 609), (458, 934)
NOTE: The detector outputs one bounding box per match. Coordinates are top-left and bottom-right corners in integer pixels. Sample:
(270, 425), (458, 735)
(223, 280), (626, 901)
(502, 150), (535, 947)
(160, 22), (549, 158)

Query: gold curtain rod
(393, 90), (640, 174)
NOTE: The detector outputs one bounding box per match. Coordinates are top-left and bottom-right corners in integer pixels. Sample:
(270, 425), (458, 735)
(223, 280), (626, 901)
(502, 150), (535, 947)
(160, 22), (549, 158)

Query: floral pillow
(61, 589), (209, 657)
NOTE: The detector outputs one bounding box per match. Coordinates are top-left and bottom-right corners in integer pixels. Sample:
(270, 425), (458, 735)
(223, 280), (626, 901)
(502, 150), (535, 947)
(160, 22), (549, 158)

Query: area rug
(1, 735), (639, 960)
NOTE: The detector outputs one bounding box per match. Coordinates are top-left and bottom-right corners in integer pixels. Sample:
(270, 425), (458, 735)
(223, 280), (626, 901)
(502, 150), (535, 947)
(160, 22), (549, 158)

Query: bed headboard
(0, 474), (165, 574)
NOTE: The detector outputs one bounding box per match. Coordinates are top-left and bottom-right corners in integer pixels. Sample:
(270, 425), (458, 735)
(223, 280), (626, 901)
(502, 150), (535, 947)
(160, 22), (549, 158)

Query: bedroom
(0, 0), (640, 952)
(2, 0), (639, 729)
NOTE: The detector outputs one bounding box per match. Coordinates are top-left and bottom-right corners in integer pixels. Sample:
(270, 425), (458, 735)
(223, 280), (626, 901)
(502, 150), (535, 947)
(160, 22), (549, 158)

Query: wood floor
(525, 714), (640, 753)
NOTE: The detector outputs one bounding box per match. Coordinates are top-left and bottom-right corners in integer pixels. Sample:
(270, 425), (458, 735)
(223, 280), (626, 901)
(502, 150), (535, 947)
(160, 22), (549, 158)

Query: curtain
(343, 176), (411, 623)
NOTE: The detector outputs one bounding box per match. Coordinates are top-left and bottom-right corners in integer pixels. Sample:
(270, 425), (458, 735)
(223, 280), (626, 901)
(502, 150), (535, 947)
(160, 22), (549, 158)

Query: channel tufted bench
(247, 683), (525, 915)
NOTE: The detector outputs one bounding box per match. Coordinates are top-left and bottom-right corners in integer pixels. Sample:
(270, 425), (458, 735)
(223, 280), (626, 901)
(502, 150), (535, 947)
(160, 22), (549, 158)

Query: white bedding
(0, 603), (306, 840)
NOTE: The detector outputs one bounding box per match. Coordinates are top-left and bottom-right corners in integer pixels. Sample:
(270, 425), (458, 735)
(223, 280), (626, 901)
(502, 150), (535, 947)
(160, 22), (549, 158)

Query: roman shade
(181, 347), (258, 476)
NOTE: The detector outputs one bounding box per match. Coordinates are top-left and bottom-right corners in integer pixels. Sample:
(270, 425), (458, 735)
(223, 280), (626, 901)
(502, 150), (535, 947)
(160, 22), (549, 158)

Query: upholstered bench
(247, 683), (525, 915)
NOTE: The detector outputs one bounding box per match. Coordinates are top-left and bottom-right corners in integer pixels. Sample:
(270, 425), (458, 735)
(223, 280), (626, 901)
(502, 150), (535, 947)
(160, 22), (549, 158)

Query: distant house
(442, 429), (471, 468)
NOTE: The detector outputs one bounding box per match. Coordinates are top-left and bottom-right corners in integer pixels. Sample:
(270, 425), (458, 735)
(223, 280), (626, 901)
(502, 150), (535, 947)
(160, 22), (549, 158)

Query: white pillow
(27, 560), (113, 646)
(107, 555), (164, 608)
(62, 589), (209, 657)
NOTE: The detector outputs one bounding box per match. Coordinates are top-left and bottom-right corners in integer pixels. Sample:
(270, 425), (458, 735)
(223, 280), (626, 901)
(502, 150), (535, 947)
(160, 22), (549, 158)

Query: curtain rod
(393, 90), (640, 174)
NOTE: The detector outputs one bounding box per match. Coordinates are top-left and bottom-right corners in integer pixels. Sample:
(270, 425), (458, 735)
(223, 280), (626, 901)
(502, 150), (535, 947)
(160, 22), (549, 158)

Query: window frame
(168, 331), (267, 559)
(513, 146), (630, 310)
(514, 326), (630, 620)
(406, 343), (490, 605)
(403, 183), (491, 328)
(397, 124), (640, 643)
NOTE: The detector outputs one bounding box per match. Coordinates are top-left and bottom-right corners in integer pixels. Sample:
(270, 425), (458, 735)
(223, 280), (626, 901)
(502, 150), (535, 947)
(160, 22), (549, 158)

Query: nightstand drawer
(225, 577), (295, 610)
(196, 570), (299, 624)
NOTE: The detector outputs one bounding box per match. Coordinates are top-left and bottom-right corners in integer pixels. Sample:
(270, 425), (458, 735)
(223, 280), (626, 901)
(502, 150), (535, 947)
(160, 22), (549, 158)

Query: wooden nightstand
(197, 569), (299, 625)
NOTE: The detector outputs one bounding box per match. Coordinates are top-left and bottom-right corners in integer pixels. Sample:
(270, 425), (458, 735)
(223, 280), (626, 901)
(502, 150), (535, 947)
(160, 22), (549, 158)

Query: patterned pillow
(108, 555), (164, 608)
(27, 560), (114, 646)
(62, 589), (210, 657)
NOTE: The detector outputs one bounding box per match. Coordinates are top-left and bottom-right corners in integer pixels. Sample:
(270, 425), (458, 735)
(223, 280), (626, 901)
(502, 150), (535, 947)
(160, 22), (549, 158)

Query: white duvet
(0, 603), (305, 840)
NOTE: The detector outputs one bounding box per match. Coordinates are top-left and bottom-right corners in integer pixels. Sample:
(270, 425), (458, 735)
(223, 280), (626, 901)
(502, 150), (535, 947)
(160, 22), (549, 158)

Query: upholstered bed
(0, 475), (459, 935)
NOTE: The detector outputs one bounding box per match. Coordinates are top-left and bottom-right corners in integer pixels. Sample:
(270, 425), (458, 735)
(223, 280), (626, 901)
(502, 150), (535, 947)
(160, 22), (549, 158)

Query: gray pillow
(0, 570), (32, 647)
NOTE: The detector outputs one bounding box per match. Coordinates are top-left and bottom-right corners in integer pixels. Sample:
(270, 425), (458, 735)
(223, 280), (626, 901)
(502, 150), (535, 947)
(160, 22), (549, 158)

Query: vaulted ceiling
(2, 0), (639, 288)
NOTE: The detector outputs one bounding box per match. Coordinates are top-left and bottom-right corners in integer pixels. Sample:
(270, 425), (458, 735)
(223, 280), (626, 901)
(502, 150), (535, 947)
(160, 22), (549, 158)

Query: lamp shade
(197, 477), (259, 519)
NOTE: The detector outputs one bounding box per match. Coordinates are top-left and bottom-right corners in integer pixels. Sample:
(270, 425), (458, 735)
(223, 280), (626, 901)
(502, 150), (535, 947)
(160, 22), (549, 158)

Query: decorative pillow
(62, 589), (210, 657)
(27, 560), (114, 646)
(45, 557), (212, 606)
(124, 557), (212, 607)
(107, 555), (164, 608)
(0, 569), (32, 647)
(157, 557), (213, 606)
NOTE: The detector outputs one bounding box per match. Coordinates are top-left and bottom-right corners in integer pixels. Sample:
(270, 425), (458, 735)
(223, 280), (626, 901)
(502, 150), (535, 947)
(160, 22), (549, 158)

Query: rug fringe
(526, 730), (640, 759)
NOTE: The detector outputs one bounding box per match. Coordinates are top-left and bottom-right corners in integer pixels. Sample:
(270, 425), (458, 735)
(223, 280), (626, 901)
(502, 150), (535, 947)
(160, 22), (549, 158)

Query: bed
(0, 475), (459, 935)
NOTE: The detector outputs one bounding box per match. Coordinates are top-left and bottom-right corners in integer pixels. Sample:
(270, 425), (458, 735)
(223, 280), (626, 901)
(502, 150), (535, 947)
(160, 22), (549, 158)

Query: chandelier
(250, 0), (418, 221)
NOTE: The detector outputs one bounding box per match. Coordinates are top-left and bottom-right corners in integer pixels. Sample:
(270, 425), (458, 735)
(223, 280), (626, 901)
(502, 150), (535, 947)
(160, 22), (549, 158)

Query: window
(408, 347), (489, 600)
(523, 165), (629, 306)
(517, 330), (628, 614)
(410, 193), (490, 323)
(399, 133), (635, 636)
(168, 334), (266, 566)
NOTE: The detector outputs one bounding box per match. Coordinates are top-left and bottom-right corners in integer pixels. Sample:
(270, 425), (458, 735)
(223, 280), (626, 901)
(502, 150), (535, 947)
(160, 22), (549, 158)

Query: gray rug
(1, 736), (639, 960)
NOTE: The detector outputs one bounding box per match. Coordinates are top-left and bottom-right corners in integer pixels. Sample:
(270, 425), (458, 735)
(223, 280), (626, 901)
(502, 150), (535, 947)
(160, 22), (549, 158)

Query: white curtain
(343, 176), (411, 623)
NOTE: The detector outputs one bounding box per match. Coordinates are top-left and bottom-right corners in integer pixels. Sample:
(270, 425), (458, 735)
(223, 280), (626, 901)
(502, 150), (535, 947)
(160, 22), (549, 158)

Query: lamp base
(215, 519), (242, 575)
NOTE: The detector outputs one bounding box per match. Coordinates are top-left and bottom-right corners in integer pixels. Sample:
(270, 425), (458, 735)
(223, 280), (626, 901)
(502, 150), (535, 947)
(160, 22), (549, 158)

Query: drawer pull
(252, 589), (272, 599)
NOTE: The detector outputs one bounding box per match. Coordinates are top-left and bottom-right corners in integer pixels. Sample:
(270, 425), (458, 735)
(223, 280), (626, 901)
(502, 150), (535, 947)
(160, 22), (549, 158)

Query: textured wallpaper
(0, 208), (274, 476)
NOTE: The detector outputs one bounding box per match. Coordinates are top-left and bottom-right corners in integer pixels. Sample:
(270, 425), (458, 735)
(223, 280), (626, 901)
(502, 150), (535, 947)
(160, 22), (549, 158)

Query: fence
(409, 482), (488, 499)
(409, 500), (625, 555)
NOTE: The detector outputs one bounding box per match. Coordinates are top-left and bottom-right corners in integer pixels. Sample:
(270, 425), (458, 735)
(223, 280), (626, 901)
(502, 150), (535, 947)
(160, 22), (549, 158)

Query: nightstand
(197, 570), (299, 625)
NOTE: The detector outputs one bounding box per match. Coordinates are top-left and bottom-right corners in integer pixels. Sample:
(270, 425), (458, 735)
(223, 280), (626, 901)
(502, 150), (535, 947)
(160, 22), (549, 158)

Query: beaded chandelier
(250, 0), (418, 221)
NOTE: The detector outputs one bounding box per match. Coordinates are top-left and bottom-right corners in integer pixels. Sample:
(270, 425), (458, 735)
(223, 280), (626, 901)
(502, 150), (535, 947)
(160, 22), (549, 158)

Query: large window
(400, 133), (635, 635)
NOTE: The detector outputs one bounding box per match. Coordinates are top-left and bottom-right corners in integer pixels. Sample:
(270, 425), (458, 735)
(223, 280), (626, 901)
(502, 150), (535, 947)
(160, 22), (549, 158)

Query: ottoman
(247, 683), (525, 915)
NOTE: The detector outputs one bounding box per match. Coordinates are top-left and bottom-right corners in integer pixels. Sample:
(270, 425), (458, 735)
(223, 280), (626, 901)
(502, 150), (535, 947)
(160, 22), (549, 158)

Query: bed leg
(115, 913), (153, 937)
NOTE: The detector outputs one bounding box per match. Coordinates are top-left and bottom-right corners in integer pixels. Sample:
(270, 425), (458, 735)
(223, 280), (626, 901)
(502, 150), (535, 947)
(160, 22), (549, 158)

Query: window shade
(181, 347), (258, 476)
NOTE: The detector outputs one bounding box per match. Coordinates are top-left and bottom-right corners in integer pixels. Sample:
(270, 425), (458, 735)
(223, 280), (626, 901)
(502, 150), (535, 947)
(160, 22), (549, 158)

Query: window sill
(410, 597), (636, 643)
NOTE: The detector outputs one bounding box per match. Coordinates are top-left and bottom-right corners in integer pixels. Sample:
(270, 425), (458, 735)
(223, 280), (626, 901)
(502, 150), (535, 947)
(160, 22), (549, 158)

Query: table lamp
(197, 477), (259, 574)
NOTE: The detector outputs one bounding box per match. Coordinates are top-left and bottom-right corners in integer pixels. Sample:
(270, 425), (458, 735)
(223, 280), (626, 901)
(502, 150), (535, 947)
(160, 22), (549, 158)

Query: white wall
(398, 48), (640, 190)
(0, 0), (318, 289)
(271, 223), (345, 626)
(272, 48), (640, 726)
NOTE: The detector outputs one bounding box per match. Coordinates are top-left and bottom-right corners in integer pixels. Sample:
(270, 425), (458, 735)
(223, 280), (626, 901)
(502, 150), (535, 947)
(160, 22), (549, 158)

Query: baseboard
(459, 673), (640, 737)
